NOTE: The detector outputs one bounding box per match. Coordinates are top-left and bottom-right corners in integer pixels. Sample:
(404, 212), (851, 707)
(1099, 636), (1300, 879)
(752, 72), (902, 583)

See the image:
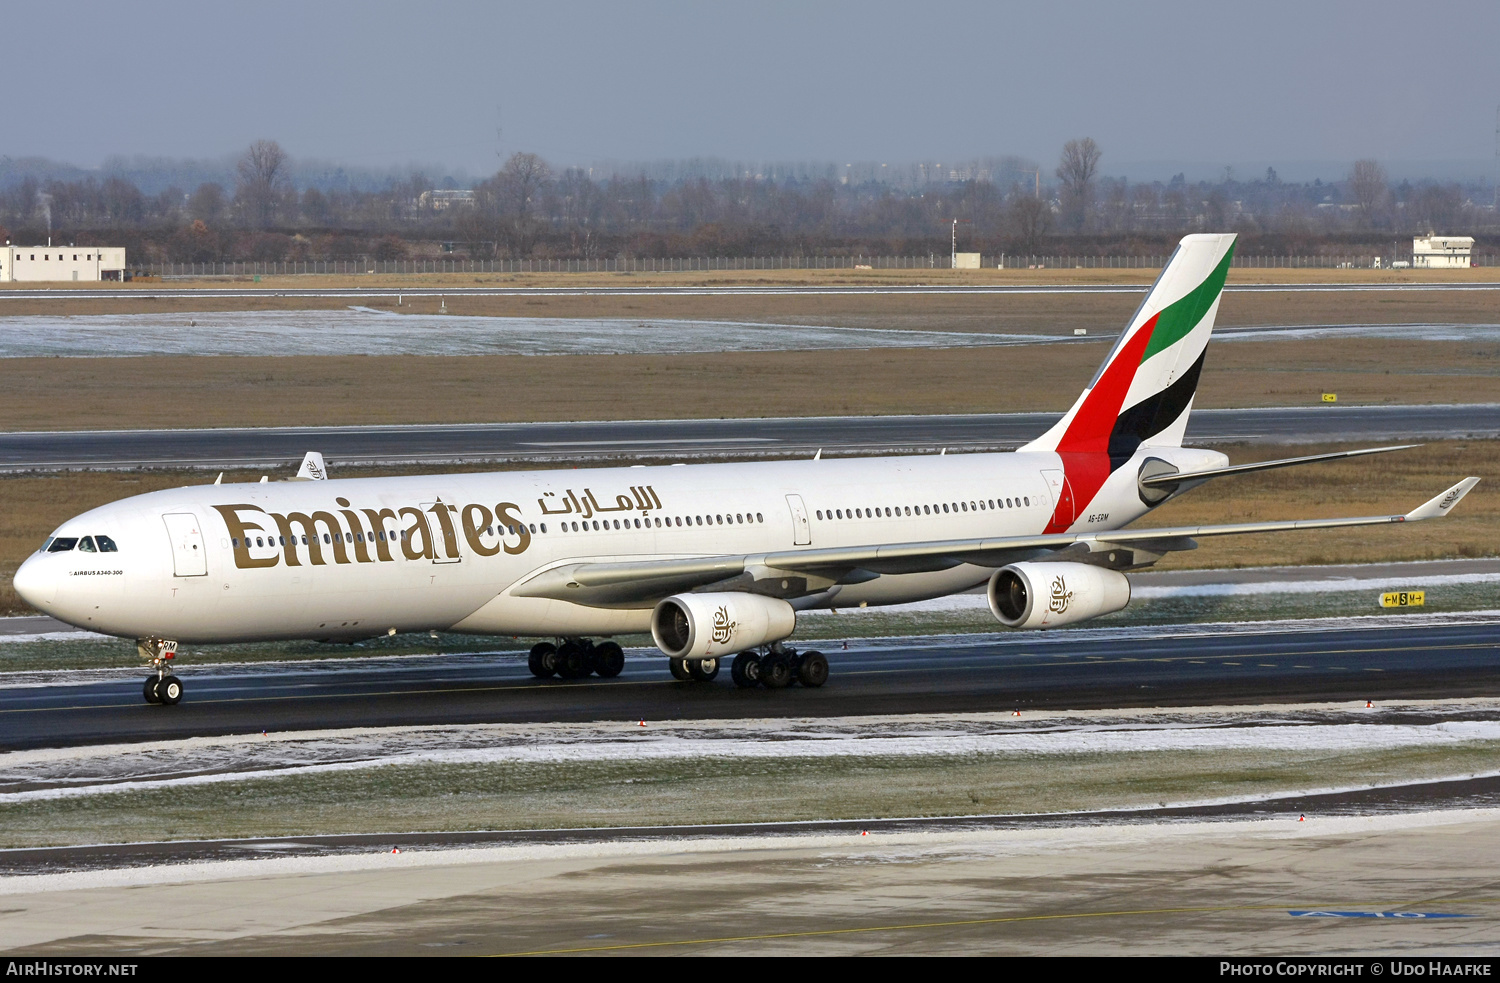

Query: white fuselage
(15, 445), (1226, 643)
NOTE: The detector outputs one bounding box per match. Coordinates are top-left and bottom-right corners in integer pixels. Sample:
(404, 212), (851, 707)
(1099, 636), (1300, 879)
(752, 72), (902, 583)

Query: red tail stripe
(1044, 313), (1159, 533)
(1055, 312), (1158, 455)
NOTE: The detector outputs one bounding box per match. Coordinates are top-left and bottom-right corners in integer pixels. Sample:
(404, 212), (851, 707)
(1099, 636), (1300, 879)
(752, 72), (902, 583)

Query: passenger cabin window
(47, 537), (78, 552)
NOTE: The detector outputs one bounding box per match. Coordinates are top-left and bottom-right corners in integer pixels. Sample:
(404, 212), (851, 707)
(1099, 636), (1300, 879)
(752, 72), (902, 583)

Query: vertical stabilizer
(294, 452), (328, 481)
(1021, 233), (1236, 460)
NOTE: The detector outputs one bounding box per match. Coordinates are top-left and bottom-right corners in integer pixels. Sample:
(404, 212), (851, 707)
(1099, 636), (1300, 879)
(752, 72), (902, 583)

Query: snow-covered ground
(5, 702), (1500, 803)
(4, 806), (1495, 897)
(1219, 322), (1500, 343)
(0, 310), (1059, 357)
(3, 309), (1495, 357)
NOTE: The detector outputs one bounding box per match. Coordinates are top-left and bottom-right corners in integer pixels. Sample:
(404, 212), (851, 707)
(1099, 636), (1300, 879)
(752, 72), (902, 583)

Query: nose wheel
(137, 637), (184, 706)
(143, 674), (183, 705)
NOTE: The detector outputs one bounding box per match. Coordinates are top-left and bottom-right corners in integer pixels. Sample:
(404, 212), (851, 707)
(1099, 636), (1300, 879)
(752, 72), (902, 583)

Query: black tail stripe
(1107, 349), (1207, 470)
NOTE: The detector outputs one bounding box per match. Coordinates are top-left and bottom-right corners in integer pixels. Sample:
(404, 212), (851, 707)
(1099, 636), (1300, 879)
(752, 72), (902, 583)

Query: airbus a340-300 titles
(13, 234), (1480, 704)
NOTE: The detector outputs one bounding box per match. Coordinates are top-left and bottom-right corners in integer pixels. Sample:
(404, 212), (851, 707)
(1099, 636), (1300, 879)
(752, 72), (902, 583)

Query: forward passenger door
(162, 513), (208, 577)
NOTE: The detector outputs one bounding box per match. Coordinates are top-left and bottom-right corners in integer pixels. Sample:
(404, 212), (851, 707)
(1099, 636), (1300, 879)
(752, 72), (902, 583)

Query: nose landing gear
(138, 637), (184, 706)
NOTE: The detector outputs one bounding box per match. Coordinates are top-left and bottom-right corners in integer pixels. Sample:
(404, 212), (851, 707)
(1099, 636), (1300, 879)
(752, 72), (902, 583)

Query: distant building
(0, 244), (126, 282)
(1412, 235), (1474, 269)
(952, 252), (982, 269)
(417, 190), (476, 210)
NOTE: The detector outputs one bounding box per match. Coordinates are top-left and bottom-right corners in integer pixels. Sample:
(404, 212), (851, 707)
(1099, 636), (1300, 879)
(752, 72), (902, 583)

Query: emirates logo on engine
(1048, 574), (1075, 615)
(711, 605), (738, 645)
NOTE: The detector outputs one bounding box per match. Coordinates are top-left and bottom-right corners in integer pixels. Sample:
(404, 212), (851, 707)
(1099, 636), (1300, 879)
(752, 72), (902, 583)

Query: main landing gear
(527, 639), (626, 680)
(138, 637), (184, 706)
(726, 643), (829, 690)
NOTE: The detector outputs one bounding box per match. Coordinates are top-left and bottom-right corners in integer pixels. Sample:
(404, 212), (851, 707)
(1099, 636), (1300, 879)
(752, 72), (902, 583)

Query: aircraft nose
(12, 554), (58, 610)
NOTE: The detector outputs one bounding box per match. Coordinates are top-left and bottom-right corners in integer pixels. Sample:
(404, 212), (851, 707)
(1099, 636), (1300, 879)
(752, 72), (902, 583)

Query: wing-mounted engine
(651, 592), (796, 659)
(986, 561), (1131, 629)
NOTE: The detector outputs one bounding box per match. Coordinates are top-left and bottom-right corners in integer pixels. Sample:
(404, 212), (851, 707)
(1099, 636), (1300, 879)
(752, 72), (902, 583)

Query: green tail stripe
(1139, 242), (1236, 363)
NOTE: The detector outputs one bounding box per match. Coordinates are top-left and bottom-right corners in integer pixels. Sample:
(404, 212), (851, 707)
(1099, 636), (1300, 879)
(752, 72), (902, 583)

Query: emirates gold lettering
(214, 489), (656, 571)
(336, 498), (373, 563)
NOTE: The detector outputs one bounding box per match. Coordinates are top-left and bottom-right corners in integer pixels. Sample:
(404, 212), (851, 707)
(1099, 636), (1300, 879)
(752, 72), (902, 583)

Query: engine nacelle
(651, 592), (797, 659)
(987, 562), (1131, 630)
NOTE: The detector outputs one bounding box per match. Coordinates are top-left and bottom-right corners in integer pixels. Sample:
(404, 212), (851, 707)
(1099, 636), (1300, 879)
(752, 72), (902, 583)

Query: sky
(6, 0), (1499, 181)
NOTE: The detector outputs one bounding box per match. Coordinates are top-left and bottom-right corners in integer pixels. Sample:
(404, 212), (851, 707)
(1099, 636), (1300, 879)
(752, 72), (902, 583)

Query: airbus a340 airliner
(13, 234), (1479, 704)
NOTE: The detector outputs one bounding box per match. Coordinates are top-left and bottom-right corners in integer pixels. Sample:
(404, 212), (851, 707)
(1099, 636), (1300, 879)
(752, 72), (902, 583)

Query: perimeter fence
(141, 253), (1496, 277)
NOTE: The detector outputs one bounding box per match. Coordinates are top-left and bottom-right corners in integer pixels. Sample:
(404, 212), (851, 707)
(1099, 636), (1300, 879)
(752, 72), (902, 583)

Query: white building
(417, 190), (475, 210)
(0, 244), (127, 282)
(1412, 235), (1474, 269)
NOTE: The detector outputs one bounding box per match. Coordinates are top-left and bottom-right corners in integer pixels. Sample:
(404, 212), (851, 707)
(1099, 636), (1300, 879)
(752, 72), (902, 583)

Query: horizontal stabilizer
(1404, 477), (1481, 520)
(1141, 445), (1419, 488)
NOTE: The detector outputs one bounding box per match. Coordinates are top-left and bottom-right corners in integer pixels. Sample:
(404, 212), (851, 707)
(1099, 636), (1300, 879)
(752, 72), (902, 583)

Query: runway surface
(3, 404), (1495, 471)
(5, 282), (1500, 301)
(4, 618), (1497, 750)
(4, 808), (1498, 955)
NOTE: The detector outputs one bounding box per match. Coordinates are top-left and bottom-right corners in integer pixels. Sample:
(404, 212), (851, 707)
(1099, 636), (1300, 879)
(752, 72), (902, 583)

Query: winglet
(1404, 477), (1480, 520)
(295, 452), (328, 481)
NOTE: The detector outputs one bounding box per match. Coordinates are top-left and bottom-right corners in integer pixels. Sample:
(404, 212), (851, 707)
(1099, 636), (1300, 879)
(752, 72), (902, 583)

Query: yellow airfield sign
(1380, 590), (1425, 608)
(1322, 393), (1338, 403)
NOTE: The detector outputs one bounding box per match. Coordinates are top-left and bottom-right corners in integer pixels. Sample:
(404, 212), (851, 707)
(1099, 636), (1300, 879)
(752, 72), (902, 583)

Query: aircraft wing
(511, 477), (1480, 607)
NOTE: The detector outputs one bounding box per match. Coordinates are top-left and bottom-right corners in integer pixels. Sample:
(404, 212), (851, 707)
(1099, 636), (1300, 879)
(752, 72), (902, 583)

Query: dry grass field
(0, 336), (1492, 432)
(1, 265), (1498, 330)
(0, 441), (1493, 615)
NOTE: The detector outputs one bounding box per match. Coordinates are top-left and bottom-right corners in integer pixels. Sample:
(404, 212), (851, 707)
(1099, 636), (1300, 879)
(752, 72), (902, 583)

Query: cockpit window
(78, 536), (97, 553)
(96, 535), (119, 552)
(47, 537), (78, 553)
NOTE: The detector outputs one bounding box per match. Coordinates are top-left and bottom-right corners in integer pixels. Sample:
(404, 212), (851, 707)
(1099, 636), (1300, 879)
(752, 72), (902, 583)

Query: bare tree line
(0, 139), (1492, 264)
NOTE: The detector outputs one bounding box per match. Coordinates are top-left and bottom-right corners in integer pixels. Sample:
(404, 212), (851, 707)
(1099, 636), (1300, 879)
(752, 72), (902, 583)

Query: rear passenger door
(162, 513), (208, 577)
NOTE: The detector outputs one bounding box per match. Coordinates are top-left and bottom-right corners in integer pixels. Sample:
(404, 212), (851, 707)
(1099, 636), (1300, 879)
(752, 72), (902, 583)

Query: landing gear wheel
(528, 642), (559, 679)
(760, 652), (792, 689)
(143, 676), (162, 704)
(556, 641), (589, 679)
(731, 652), (762, 688)
(796, 651), (829, 688)
(669, 658), (692, 681)
(157, 675), (184, 705)
(688, 658), (720, 681)
(594, 641), (625, 678)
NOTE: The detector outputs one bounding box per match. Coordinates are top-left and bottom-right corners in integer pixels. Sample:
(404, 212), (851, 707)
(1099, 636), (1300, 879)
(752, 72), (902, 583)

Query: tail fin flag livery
(1022, 233), (1237, 533)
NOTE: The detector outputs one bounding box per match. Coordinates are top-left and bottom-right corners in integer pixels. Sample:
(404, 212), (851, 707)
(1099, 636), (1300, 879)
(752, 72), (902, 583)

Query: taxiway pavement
(3, 619), (1497, 750)
(2, 404), (1495, 471)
